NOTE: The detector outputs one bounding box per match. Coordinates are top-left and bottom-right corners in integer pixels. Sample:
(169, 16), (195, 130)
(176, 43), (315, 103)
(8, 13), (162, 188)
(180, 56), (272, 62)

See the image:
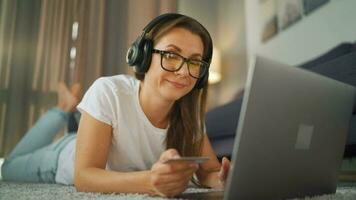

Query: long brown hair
(135, 15), (211, 157)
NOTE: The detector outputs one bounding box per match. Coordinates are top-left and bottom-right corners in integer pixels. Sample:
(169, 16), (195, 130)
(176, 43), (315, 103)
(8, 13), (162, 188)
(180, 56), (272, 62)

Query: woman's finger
(219, 157), (231, 181)
(153, 167), (196, 186)
(158, 180), (189, 197)
(159, 148), (180, 163)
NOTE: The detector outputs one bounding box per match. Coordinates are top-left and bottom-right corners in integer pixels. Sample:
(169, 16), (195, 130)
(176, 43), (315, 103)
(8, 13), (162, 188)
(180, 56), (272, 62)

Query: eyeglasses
(152, 49), (208, 79)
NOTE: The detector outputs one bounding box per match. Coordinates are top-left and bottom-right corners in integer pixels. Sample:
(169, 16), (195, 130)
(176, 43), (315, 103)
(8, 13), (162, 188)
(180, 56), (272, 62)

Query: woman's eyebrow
(165, 44), (181, 52)
(190, 53), (202, 59)
(165, 44), (203, 59)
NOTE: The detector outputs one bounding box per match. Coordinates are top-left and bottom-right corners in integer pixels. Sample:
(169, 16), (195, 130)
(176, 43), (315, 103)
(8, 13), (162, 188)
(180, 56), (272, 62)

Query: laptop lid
(224, 56), (355, 200)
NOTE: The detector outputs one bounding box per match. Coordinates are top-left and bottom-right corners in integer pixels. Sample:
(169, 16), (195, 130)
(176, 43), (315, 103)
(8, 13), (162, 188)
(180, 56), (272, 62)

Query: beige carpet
(1, 181), (356, 200)
(2, 159), (356, 199)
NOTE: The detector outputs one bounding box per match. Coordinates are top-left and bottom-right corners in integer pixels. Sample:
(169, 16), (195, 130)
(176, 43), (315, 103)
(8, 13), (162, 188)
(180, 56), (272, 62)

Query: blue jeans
(1, 108), (76, 183)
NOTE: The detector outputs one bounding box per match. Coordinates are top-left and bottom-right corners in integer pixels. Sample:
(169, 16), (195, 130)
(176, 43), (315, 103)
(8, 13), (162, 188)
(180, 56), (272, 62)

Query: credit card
(163, 156), (210, 164)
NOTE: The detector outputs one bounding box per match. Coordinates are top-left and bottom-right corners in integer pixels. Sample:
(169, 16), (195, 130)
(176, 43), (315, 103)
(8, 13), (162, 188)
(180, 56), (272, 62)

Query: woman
(2, 13), (230, 197)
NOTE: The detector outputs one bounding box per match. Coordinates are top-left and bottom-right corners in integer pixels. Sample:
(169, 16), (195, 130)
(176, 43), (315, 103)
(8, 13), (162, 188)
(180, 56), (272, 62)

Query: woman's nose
(175, 61), (190, 77)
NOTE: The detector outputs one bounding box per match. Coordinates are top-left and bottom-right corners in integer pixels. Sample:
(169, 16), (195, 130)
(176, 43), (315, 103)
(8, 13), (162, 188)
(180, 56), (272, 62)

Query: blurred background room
(0, 0), (355, 176)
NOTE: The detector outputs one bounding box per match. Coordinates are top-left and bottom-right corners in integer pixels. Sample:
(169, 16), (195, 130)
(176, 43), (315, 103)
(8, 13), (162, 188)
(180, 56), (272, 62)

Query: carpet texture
(1, 181), (356, 200)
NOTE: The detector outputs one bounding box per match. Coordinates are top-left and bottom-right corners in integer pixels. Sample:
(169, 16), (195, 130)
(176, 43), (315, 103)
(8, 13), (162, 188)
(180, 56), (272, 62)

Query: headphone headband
(142, 13), (184, 35)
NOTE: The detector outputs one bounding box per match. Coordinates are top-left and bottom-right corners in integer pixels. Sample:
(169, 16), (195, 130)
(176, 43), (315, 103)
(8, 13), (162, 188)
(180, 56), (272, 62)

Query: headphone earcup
(136, 39), (153, 74)
(126, 37), (153, 74)
(195, 72), (209, 89)
(126, 37), (143, 67)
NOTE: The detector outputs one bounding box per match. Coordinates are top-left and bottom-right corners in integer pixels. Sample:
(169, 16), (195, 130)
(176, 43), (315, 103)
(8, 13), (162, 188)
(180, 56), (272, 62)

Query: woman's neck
(139, 82), (173, 129)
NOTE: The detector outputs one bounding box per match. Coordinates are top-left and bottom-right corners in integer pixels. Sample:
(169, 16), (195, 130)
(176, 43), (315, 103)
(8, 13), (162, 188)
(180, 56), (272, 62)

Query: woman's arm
(195, 134), (230, 189)
(74, 112), (198, 197)
(74, 112), (153, 194)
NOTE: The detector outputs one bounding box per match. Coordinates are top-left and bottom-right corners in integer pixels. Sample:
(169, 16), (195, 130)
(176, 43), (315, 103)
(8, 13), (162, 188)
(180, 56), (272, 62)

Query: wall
(178, 0), (247, 107)
(246, 0), (356, 66)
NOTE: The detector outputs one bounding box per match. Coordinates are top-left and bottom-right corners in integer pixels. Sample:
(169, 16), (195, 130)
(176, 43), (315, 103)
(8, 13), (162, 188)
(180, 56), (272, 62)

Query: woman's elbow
(73, 169), (87, 192)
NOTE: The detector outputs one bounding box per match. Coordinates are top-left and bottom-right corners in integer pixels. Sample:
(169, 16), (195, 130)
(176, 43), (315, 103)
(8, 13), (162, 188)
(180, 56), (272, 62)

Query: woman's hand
(217, 157), (231, 188)
(149, 149), (199, 197)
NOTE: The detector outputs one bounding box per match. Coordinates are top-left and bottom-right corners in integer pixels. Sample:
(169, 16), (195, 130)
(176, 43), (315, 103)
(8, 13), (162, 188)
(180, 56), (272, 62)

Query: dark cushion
(308, 51), (356, 87)
(205, 98), (242, 139)
(209, 136), (235, 158)
(299, 43), (356, 69)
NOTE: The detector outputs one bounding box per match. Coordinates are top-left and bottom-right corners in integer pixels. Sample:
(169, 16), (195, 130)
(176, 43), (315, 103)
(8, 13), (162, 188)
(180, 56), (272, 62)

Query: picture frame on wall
(277, 0), (303, 30)
(259, 0), (331, 43)
(259, 0), (278, 43)
(303, 0), (330, 15)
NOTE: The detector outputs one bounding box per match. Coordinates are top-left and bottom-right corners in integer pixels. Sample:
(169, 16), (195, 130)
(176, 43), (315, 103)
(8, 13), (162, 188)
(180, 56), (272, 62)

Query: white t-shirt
(55, 75), (167, 185)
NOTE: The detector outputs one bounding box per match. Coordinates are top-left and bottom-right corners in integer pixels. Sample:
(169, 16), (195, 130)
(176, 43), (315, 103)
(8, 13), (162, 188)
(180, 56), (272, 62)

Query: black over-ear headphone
(126, 13), (213, 89)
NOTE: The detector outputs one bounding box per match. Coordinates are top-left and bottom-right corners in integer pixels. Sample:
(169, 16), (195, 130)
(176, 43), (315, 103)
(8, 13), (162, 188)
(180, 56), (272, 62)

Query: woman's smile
(165, 79), (189, 89)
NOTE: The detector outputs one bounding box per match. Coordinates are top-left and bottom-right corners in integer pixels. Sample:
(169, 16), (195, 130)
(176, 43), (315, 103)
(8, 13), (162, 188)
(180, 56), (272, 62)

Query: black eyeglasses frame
(152, 49), (208, 79)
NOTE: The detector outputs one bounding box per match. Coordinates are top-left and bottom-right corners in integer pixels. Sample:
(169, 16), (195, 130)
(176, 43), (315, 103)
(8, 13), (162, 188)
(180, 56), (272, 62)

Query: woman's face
(144, 27), (204, 102)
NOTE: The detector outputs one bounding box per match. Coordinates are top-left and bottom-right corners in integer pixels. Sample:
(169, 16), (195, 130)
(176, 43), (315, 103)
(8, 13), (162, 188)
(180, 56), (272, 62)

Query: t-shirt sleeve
(77, 77), (117, 126)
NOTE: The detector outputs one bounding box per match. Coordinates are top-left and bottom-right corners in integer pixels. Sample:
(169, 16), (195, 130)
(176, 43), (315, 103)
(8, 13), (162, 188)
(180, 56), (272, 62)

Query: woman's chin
(161, 89), (189, 102)
(164, 93), (183, 102)
(161, 85), (192, 101)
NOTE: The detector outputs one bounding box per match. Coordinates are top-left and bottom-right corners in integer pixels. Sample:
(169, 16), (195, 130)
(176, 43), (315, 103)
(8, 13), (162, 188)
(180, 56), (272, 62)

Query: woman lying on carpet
(1, 13), (230, 197)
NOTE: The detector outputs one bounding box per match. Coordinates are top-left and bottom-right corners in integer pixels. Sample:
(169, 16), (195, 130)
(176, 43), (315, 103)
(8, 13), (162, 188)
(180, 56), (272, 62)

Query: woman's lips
(166, 79), (188, 88)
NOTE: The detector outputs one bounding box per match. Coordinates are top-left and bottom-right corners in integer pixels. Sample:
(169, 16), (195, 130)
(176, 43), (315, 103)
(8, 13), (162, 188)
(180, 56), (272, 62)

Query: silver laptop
(179, 56), (355, 199)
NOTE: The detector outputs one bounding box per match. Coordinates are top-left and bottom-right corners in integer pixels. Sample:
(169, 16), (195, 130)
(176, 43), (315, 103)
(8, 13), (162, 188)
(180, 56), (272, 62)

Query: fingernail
(172, 154), (180, 159)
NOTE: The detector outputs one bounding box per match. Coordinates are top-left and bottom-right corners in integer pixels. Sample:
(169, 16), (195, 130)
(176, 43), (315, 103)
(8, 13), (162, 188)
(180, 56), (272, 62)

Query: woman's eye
(165, 53), (179, 60)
